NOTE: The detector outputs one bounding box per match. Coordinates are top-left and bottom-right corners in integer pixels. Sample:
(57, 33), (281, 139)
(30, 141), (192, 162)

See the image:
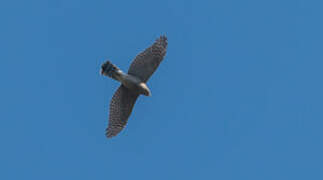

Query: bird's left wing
(106, 85), (139, 138)
(127, 35), (168, 82)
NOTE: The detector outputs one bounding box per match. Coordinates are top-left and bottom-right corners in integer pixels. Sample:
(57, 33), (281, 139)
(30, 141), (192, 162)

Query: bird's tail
(101, 61), (121, 80)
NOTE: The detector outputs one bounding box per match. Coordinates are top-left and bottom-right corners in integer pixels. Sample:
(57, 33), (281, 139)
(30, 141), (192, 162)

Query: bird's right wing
(127, 35), (168, 82)
(106, 85), (139, 138)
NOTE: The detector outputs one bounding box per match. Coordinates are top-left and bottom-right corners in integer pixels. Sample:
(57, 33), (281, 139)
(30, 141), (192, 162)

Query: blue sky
(1, 0), (323, 179)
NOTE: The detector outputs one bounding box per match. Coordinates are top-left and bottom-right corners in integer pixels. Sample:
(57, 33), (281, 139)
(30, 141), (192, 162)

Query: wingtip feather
(157, 35), (168, 48)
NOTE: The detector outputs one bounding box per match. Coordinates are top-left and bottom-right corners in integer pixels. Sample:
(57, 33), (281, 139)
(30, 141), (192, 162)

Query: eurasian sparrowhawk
(101, 35), (168, 138)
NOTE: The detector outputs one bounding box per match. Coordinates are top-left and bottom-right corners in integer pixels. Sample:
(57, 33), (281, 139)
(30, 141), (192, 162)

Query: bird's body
(101, 61), (151, 96)
(101, 35), (167, 138)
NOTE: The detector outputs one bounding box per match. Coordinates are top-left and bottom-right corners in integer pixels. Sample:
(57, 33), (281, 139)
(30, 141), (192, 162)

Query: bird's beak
(100, 68), (104, 76)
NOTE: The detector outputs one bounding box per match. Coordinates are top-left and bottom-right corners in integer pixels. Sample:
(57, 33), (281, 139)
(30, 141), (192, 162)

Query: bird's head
(100, 60), (119, 77)
(100, 61), (110, 76)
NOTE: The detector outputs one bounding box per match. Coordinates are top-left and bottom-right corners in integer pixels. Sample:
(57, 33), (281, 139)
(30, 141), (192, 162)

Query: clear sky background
(1, 0), (322, 179)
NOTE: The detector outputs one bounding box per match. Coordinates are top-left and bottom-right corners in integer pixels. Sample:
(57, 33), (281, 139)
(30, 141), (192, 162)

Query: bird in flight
(101, 35), (168, 138)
